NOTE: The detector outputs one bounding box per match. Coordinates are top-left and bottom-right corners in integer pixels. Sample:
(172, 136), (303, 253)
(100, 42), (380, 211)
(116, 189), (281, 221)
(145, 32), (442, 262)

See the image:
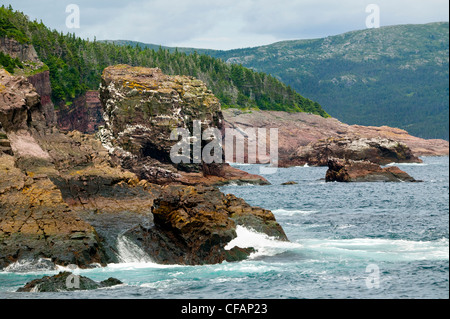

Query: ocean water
(0, 156), (448, 299)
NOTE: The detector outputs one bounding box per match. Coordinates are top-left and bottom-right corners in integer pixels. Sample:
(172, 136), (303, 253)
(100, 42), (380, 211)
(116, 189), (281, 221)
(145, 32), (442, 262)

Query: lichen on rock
(99, 64), (268, 186)
(0, 65), (285, 269)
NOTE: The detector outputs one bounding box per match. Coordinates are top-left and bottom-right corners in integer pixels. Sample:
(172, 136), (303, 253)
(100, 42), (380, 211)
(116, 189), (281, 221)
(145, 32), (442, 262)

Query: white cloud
(7, 0), (449, 49)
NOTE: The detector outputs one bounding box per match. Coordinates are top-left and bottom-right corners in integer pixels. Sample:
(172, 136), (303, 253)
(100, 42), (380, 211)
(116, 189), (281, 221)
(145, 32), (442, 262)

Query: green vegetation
(103, 24), (450, 140)
(0, 51), (22, 73)
(0, 5), (328, 117)
(206, 23), (449, 140)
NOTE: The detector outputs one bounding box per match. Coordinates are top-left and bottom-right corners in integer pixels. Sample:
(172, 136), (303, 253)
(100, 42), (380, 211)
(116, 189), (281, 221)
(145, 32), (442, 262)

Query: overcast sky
(6, 0), (449, 50)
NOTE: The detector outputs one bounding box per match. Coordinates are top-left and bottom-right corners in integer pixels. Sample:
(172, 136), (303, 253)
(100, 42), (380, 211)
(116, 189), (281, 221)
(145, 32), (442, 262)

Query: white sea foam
(385, 162), (428, 167)
(3, 258), (56, 273)
(272, 209), (318, 216)
(116, 235), (154, 264)
(106, 262), (182, 270)
(225, 226), (303, 258)
(221, 182), (257, 187)
(300, 237), (449, 262)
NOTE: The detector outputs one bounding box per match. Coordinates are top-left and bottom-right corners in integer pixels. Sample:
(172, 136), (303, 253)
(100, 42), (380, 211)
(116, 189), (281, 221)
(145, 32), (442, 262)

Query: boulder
(124, 185), (287, 265)
(0, 69), (47, 133)
(325, 158), (418, 182)
(16, 271), (122, 292)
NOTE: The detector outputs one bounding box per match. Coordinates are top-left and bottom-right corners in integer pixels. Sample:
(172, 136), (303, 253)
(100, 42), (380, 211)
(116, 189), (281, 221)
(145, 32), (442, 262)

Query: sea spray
(225, 226), (303, 259)
(116, 235), (154, 264)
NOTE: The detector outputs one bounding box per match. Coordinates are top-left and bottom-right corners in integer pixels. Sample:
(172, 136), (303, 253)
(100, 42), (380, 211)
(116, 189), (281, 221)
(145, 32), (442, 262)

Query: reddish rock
(282, 136), (422, 167)
(27, 70), (56, 126)
(222, 109), (449, 167)
(57, 91), (104, 134)
(325, 158), (418, 182)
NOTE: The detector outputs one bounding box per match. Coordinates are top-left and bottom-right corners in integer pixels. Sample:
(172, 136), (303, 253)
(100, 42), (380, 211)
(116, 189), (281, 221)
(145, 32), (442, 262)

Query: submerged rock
(281, 181), (298, 185)
(325, 158), (418, 182)
(16, 272), (122, 292)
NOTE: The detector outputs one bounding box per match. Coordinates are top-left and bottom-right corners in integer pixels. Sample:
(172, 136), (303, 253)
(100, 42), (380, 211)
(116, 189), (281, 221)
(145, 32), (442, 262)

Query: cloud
(239, 0), (449, 39)
(6, 0), (450, 49)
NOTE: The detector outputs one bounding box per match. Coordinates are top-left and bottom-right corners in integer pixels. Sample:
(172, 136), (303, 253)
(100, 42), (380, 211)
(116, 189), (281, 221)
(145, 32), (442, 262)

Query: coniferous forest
(0, 5), (328, 117)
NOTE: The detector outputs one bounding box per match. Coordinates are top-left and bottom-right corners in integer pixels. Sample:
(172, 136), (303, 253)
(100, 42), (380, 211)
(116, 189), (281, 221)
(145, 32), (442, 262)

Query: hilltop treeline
(0, 5), (328, 117)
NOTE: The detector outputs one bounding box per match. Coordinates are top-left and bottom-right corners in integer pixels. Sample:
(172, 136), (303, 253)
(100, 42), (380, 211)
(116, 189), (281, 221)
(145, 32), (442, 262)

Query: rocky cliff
(0, 37), (40, 64)
(98, 65), (268, 186)
(0, 67), (286, 270)
(57, 91), (104, 134)
(223, 109), (449, 167)
(0, 69), (106, 268)
(1, 37), (56, 126)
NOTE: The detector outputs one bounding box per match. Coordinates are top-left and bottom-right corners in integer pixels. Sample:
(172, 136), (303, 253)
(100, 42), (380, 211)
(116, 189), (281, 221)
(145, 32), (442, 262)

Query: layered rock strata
(282, 136), (422, 167)
(99, 65), (268, 186)
(0, 67), (285, 269)
(223, 109), (449, 166)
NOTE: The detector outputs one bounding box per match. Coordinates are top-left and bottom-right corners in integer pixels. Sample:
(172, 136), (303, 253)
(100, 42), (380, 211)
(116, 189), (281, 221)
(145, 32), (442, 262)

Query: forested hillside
(210, 23), (449, 140)
(0, 5), (328, 117)
(119, 23), (449, 140)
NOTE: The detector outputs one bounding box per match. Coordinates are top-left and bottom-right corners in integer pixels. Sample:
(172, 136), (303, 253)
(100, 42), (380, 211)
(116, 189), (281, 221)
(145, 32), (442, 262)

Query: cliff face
(0, 69), (106, 268)
(223, 109), (449, 167)
(26, 70), (56, 126)
(0, 66), (285, 269)
(1, 37), (56, 126)
(99, 65), (268, 186)
(0, 37), (40, 63)
(57, 91), (105, 134)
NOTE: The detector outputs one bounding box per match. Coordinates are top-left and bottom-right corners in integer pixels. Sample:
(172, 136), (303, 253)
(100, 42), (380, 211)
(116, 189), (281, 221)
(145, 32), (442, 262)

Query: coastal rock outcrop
(124, 185), (287, 265)
(16, 271), (122, 292)
(26, 70), (56, 127)
(325, 158), (418, 182)
(53, 98), (448, 167)
(99, 65), (268, 186)
(222, 109), (449, 167)
(0, 66), (286, 269)
(283, 136), (422, 167)
(0, 69), (107, 269)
